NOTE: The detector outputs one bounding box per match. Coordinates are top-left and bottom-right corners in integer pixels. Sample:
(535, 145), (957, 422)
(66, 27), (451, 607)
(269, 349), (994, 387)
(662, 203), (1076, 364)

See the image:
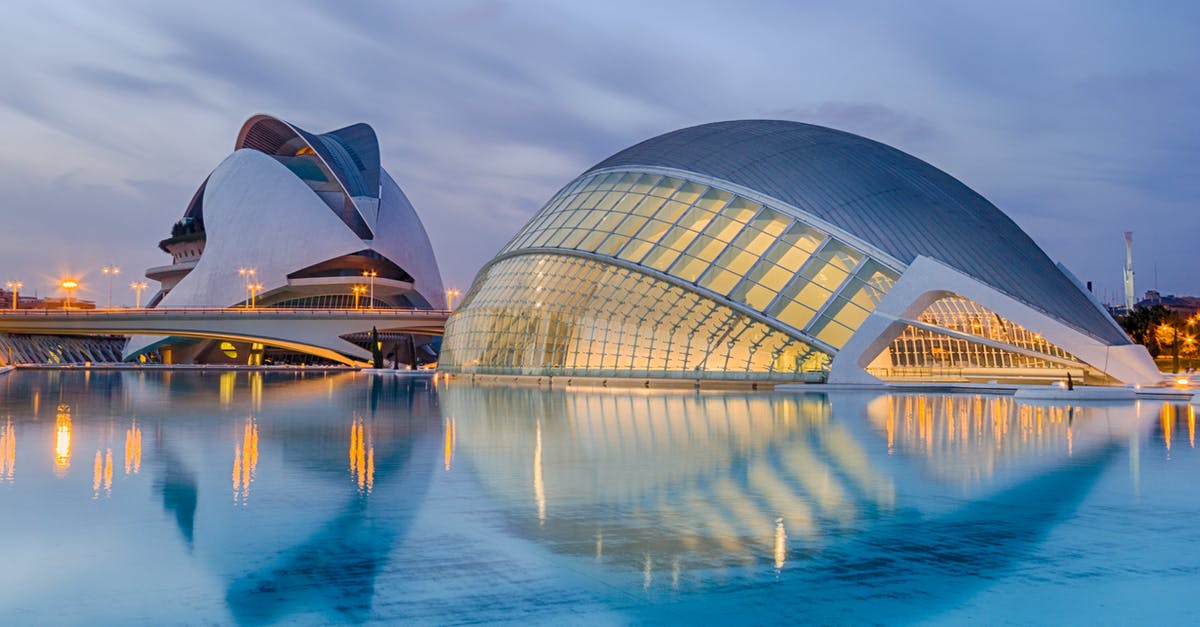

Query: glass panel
(697, 267), (742, 295)
(649, 177), (683, 198)
(701, 215), (744, 243)
(713, 247), (759, 276)
(672, 181), (705, 205)
(774, 300), (819, 332)
(654, 199), (690, 224)
(671, 255), (710, 283)
(658, 225), (701, 253)
(630, 174), (659, 195)
(675, 205), (716, 233)
(692, 187), (732, 213)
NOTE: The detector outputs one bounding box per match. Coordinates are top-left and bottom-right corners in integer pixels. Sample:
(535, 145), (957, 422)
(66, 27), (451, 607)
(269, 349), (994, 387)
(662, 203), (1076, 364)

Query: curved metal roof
(588, 120), (1127, 345)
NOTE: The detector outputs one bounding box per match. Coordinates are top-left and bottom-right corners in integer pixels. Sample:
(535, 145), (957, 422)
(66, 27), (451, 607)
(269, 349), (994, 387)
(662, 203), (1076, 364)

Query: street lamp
(60, 279), (79, 310)
(101, 265), (120, 308)
(361, 270), (377, 309)
(130, 281), (148, 308)
(5, 280), (21, 310)
(446, 288), (461, 310)
(247, 282), (263, 309)
(352, 284), (367, 310)
(238, 267), (257, 308)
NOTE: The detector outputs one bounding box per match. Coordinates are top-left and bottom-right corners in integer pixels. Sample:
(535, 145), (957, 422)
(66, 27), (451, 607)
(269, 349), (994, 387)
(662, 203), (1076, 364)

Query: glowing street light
(129, 281), (148, 308)
(247, 282), (263, 309)
(446, 288), (461, 310)
(101, 265), (120, 308)
(352, 284), (367, 310)
(238, 267), (257, 308)
(60, 279), (79, 309)
(4, 280), (21, 310)
(361, 270), (378, 309)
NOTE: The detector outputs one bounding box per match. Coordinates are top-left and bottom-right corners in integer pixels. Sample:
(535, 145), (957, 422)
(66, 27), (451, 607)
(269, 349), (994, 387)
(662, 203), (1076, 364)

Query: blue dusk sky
(0, 1), (1196, 305)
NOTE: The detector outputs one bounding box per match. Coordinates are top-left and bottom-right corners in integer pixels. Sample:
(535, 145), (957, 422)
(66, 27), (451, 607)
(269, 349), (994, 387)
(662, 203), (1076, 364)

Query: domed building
(439, 120), (1157, 385)
(126, 114), (446, 365)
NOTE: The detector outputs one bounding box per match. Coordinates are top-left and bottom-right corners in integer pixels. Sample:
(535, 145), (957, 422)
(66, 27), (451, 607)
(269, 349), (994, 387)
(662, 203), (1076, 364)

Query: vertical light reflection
(1162, 403), (1174, 452)
(124, 420), (142, 475)
(671, 558), (680, 590)
(92, 450), (102, 497)
(773, 517), (787, 570)
(349, 415), (375, 494)
(1, 418), (14, 482)
(54, 404), (71, 477)
(534, 419), (545, 526)
(94, 449), (113, 498)
(443, 416), (456, 471)
(232, 417), (259, 505)
(595, 530), (603, 561)
(1188, 405), (1195, 449)
(219, 372), (235, 407)
(249, 372), (263, 412)
(642, 554), (652, 590)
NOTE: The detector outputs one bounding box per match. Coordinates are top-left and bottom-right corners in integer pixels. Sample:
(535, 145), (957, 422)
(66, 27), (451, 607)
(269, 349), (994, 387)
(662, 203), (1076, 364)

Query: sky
(0, 0), (1197, 306)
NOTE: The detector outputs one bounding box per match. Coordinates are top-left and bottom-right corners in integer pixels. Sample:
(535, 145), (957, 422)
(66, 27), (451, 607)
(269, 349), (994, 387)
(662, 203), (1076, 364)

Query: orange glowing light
(124, 420), (142, 475)
(350, 416), (374, 494)
(1, 418), (15, 482)
(444, 417), (456, 471)
(54, 404), (71, 476)
(232, 417), (259, 504)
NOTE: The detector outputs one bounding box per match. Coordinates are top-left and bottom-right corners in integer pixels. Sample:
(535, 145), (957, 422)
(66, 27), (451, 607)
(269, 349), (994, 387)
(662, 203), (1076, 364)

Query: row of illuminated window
(440, 254), (829, 379)
(266, 294), (390, 309)
(883, 325), (1083, 371)
(499, 170), (899, 349)
(915, 296), (1078, 362)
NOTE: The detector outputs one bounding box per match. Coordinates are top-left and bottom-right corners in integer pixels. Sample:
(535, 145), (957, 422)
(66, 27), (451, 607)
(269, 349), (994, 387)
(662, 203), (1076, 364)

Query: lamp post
(446, 288), (461, 310)
(352, 285), (367, 310)
(5, 280), (21, 310)
(101, 265), (120, 308)
(238, 267), (257, 308)
(361, 270), (377, 309)
(247, 282), (263, 309)
(130, 281), (148, 308)
(60, 279), (79, 310)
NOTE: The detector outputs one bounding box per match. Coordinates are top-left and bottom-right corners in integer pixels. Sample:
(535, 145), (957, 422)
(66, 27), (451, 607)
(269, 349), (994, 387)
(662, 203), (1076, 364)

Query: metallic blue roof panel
(587, 120), (1128, 345)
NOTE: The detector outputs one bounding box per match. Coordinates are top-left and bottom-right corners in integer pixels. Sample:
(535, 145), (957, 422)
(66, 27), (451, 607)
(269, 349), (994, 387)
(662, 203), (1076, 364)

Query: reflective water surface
(0, 371), (1197, 624)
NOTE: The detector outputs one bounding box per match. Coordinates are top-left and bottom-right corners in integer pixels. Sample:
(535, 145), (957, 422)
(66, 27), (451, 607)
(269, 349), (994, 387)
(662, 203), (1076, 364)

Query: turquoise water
(0, 371), (1197, 625)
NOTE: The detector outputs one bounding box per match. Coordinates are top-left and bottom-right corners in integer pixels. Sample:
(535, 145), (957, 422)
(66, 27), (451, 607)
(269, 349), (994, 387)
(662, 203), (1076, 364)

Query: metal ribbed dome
(588, 120), (1127, 345)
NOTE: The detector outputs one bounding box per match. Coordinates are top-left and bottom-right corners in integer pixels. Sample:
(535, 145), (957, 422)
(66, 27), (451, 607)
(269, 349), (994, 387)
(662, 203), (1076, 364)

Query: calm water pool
(0, 370), (1197, 625)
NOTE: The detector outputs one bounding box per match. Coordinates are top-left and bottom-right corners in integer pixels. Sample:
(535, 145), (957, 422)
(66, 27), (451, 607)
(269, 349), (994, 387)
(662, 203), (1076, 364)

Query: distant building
(440, 120), (1158, 385)
(126, 114), (446, 365)
(0, 289), (95, 310)
(1138, 290), (1200, 317)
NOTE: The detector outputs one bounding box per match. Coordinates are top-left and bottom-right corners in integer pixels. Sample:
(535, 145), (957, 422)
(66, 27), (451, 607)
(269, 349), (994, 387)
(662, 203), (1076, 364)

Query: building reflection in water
(349, 414), (375, 495)
(441, 384), (1157, 588)
(232, 417), (259, 505)
(54, 404), (71, 477)
(1, 418), (15, 483)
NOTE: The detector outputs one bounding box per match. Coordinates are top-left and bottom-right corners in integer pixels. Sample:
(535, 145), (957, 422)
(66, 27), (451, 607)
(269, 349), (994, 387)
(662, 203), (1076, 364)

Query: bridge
(0, 308), (450, 366)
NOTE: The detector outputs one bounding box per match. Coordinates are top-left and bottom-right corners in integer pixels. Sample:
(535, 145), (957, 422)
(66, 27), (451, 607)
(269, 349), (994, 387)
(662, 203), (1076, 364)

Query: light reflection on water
(0, 371), (1196, 624)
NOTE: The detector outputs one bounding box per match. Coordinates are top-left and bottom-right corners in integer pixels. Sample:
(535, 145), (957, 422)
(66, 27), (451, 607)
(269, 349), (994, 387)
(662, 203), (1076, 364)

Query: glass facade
(440, 254), (827, 380)
(500, 171), (899, 350)
(872, 295), (1094, 378)
(443, 168), (909, 381)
